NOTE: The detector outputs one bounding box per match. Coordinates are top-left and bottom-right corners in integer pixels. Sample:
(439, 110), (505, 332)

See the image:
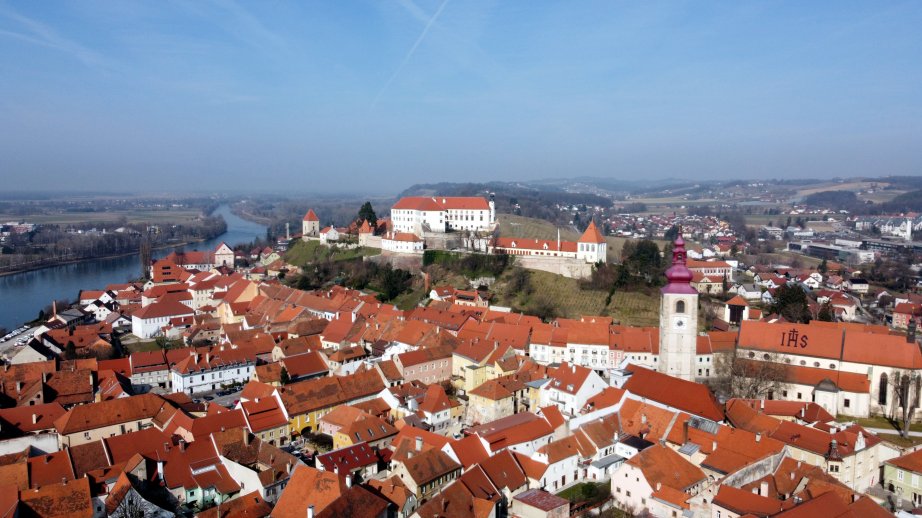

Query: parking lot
(0, 325), (37, 359)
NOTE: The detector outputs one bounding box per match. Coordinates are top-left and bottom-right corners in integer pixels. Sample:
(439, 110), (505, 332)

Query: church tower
(658, 234), (698, 381)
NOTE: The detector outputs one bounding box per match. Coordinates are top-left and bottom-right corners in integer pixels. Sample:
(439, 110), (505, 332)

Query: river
(0, 205), (266, 331)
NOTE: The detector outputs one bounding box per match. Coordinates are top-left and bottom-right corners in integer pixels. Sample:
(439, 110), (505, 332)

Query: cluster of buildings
(0, 229), (919, 517)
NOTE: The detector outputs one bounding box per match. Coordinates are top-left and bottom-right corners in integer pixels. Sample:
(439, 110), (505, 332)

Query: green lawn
(877, 433), (922, 448)
(557, 482), (610, 503)
(836, 415), (922, 433)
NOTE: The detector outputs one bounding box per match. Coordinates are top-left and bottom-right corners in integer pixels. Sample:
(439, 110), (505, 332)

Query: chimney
(31, 414), (38, 425)
(416, 436), (423, 452)
(755, 432), (761, 443)
(656, 482), (661, 491)
(641, 413), (647, 425)
(682, 420), (689, 444)
(790, 471), (795, 481)
(334, 465), (339, 475)
(760, 399), (765, 410)
(179, 439), (186, 452)
(712, 440), (717, 452)
(15, 381), (22, 392)
(307, 505), (314, 518)
(157, 460), (164, 480)
(346, 474), (352, 488)
(571, 363), (576, 374)
(760, 481), (768, 496)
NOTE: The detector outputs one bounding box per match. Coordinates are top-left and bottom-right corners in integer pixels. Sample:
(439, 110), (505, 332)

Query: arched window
(879, 373), (888, 406)
(675, 300), (686, 314)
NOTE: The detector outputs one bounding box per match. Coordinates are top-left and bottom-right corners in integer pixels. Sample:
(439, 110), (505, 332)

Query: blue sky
(1, 1), (920, 193)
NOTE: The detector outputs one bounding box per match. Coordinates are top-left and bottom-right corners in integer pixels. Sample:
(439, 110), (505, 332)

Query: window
(844, 399), (851, 408)
(829, 463), (840, 473)
(797, 392), (803, 400)
(84, 432), (90, 440)
(675, 300), (686, 313)
(899, 470), (905, 481)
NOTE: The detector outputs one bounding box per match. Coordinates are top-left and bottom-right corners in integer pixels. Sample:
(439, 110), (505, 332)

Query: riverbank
(230, 205), (274, 226)
(0, 237), (213, 278)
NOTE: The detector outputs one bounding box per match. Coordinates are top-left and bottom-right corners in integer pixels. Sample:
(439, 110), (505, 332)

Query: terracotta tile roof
(469, 378), (513, 401)
(514, 488), (569, 512)
(627, 444), (706, 492)
(316, 442), (378, 472)
(887, 447), (922, 473)
(53, 393), (167, 435)
(393, 196), (489, 211)
(736, 359), (870, 394)
(545, 362), (593, 395)
(418, 384), (453, 414)
(714, 484), (783, 516)
(241, 397), (288, 433)
(842, 330), (922, 369)
(539, 405), (565, 429)
(20, 477), (94, 518)
(538, 435), (582, 464)
(480, 449), (527, 492)
(578, 220), (606, 243)
(623, 365), (723, 421)
(366, 476), (413, 510)
(339, 413), (397, 444)
(270, 465), (346, 518)
(447, 435), (490, 468)
(582, 387), (625, 413)
(726, 295), (749, 306)
(0, 402), (65, 436)
(314, 485), (390, 518)
(468, 412), (553, 453)
(27, 450), (75, 488)
(195, 490), (272, 518)
(400, 447), (461, 486)
(415, 478), (495, 518)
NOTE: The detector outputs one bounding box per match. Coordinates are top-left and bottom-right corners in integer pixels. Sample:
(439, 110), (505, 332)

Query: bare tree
(112, 490), (146, 518)
(889, 371), (920, 438)
(711, 352), (789, 400)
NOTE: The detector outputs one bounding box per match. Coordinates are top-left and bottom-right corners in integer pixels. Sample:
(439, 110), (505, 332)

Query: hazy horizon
(2, 1), (921, 192)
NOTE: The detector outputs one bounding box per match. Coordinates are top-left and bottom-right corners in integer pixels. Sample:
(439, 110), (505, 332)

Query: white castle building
(391, 196), (495, 234)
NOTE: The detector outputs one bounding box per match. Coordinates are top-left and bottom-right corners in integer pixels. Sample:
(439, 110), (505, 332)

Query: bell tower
(658, 233), (698, 381)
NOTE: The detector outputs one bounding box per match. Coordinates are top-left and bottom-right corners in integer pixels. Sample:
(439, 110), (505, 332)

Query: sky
(1, 1), (921, 194)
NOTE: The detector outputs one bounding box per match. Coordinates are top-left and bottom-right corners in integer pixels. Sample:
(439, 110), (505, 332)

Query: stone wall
(514, 255), (594, 280)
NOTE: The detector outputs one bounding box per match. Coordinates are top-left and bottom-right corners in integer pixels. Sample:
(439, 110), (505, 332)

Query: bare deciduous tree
(710, 352), (789, 400)
(888, 371), (920, 438)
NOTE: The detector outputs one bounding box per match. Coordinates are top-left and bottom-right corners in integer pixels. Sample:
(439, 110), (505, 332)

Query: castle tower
(302, 209), (320, 238)
(577, 220), (608, 263)
(658, 234), (698, 381)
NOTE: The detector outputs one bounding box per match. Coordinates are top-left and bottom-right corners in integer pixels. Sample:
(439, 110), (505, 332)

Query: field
(497, 213), (667, 262)
(0, 209), (203, 225)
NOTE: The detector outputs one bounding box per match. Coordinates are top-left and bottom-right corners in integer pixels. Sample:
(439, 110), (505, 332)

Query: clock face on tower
(672, 316), (689, 330)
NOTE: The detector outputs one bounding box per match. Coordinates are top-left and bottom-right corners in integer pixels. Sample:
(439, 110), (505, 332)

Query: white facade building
(391, 196), (495, 234)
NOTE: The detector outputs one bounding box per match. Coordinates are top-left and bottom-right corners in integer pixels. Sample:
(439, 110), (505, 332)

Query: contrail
(371, 0), (450, 108)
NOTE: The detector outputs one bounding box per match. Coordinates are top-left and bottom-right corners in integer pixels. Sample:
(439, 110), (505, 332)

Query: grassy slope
(284, 240), (379, 267)
(497, 213), (667, 262)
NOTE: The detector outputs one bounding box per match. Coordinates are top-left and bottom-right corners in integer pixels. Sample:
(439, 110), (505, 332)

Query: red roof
(623, 365), (724, 422)
(303, 209), (319, 222)
(392, 196), (490, 211)
(578, 220), (606, 243)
